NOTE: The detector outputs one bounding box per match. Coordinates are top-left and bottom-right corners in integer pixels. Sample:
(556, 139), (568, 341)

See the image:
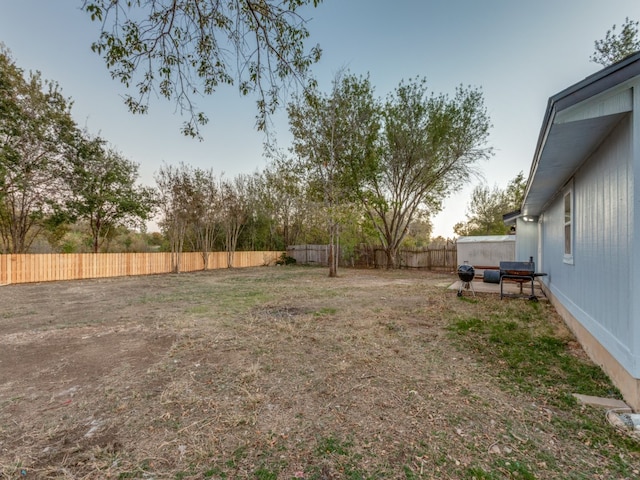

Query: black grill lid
(457, 264), (475, 282)
(499, 261), (534, 275)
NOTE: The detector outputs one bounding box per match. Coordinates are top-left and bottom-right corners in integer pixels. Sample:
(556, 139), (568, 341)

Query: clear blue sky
(1, 1), (639, 237)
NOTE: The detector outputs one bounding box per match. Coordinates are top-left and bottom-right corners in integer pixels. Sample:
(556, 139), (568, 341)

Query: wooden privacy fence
(0, 251), (283, 286)
(287, 245), (332, 265)
(288, 244), (457, 270)
(373, 246), (457, 270)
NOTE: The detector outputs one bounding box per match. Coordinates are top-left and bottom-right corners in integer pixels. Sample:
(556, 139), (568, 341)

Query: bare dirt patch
(0, 267), (637, 479)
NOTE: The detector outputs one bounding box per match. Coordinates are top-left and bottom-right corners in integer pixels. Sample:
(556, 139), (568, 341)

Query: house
(513, 52), (640, 410)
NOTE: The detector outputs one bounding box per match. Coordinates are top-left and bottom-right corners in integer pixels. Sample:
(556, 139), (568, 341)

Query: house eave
(522, 52), (640, 216)
(502, 210), (521, 225)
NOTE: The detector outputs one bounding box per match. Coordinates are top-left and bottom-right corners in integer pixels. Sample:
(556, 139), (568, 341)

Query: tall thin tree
(288, 72), (380, 276)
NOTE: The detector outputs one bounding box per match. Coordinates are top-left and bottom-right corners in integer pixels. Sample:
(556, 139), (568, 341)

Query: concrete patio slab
(449, 276), (547, 299)
(573, 393), (632, 411)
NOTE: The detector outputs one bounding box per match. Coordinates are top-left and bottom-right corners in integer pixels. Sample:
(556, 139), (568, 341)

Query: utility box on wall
(457, 236), (516, 276)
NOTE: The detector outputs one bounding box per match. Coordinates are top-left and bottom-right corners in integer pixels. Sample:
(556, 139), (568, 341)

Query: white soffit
(522, 112), (628, 216)
(554, 88), (632, 125)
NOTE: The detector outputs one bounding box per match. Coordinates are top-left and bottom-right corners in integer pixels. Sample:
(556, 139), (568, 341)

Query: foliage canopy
(454, 171), (527, 237)
(0, 46), (77, 253)
(287, 73), (493, 268)
(82, 0), (323, 137)
(366, 80), (491, 266)
(0, 46), (155, 253)
(66, 134), (156, 253)
(591, 17), (640, 67)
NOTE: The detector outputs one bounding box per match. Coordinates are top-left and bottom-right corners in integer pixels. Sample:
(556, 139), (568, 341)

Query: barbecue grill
(457, 262), (476, 297)
(499, 260), (546, 301)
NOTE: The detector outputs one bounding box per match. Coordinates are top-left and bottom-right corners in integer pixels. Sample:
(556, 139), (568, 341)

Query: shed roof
(522, 52), (640, 216)
(457, 235), (515, 243)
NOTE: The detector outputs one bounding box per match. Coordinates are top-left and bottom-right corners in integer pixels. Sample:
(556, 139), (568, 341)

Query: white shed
(456, 235), (515, 275)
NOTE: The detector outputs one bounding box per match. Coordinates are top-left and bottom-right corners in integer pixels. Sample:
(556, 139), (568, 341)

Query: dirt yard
(0, 267), (637, 479)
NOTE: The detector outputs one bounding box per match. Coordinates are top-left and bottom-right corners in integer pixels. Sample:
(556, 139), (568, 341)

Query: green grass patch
(444, 298), (640, 475)
(253, 467), (278, 480)
(447, 301), (620, 406)
(316, 435), (352, 456)
(463, 466), (498, 479)
(203, 466), (227, 478)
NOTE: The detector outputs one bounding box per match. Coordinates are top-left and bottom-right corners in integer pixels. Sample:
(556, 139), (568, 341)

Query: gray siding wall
(540, 115), (637, 375)
(515, 219), (538, 265)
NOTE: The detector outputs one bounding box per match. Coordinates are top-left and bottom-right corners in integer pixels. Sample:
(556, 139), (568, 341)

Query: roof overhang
(502, 209), (521, 225)
(522, 52), (640, 217)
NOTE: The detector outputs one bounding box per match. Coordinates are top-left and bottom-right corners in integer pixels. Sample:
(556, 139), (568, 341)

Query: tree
(504, 170), (526, 210)
(288, 72), (380, 276)
(187, 167), (221, 269)
(453, 171), (526, 236)
(591, 17), (640, 67)
(258, 154), (308, 249)
(66, 134), (156, 253)
(83, 0), (323, 137)
(155, 163), (194, 272)
(453, 184), (509, 236)
(220, 174), (253, 268)
(360, 80), (492, 268)
(0, 46), (77, 253)
(402, 216), (433, 248)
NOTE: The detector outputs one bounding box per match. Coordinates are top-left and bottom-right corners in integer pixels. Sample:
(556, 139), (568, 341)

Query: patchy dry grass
(0, 266), (638, 479)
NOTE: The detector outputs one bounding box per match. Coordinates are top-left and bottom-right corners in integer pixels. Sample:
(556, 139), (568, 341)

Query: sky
(2, 0), (640, 238)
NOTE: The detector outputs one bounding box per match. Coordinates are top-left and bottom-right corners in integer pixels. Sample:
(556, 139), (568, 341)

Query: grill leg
(529, 277), (537, 301)
(457, 280), (475, 297)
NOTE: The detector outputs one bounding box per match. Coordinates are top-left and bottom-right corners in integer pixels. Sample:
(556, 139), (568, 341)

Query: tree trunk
(170, 223), (185, 273)
(327, 220), (337, 277)
(385, 247), (397, 269)
(328, 242), (337, 277)
(92, 218), (101, 253)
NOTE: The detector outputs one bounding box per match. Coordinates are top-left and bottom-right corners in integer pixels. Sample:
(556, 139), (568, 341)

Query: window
(563, 187), (573, 264)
